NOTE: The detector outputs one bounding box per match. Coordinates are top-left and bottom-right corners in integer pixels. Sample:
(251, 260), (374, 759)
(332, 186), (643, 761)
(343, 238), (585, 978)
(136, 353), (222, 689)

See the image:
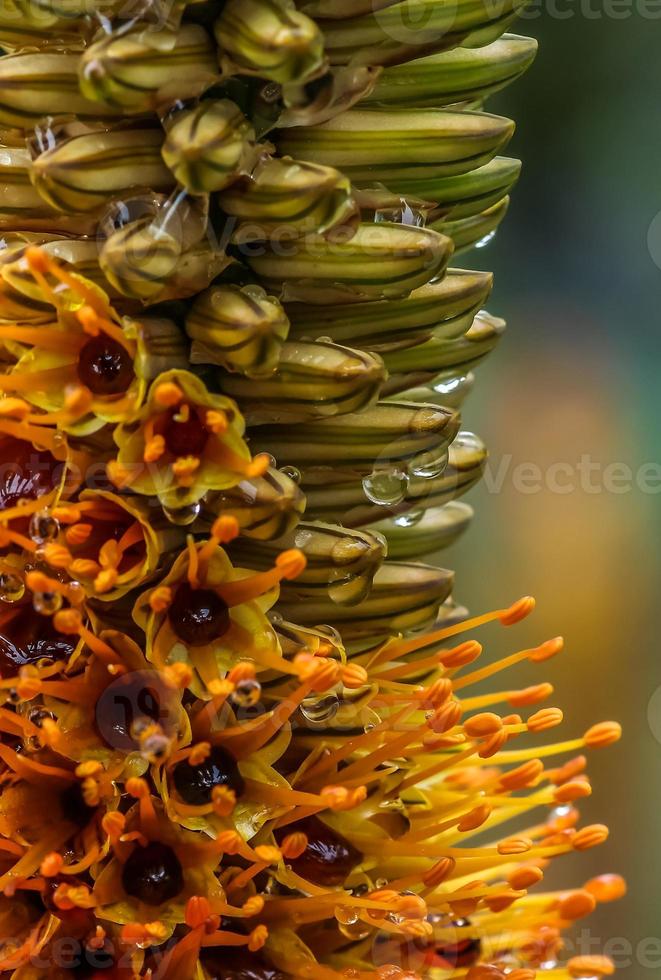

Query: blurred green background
(443, 12), (660, 976)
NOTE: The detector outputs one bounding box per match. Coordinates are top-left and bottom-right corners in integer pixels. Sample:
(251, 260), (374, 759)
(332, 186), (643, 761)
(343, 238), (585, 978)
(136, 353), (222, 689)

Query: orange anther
(154, 382), (183, 407)
(568, 955), (615, 977)
(529, 636), (564, 662)
(573, 824), (609, 851)
(464, 712), (503, 738)
(554, 778), (592, 803)
(276, 548), (307, 579)
(528, 707), (563, 732)
(508, 865), (544, 890)
(584, 874), (627, 903)
(508, 682), (554, 707)
(559, 890), (596, 920)
(499, 595), (535, 626)
(458, 803), (491, 832)
(422, 856), (455, 887)
(280, 832), (308, 860)
(439, 640), (482, 668)
(340, 663), (368, 688)
(499, 759), (544, 791)
(185, 896), (211, 929)
(584, 721), (622, 748)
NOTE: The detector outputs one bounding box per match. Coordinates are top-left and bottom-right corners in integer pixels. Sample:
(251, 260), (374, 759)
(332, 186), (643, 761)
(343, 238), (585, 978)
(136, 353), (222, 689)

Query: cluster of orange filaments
(0, 250), (623, 979)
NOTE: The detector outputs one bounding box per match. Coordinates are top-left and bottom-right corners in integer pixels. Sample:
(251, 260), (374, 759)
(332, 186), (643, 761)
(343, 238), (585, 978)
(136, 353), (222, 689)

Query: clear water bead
(29, 510), (59, 544)
(362, 469), (408, 506)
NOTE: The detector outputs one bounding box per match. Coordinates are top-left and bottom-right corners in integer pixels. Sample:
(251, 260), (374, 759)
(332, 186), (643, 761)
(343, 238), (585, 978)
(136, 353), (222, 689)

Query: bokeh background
(442, 11), (661, 976)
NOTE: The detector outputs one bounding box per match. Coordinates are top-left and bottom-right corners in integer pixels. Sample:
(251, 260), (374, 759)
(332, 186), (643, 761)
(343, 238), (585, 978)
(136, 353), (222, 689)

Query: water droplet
(335, 905), (358, 926)
(231, 678), (262, 708)
(433, 376), (465, 396)
(0, 571), (25, 603)
(29, 510), (59, 544)
(294, 528), (312, 548)
(314, 336), (333, 343)
(140, 731), (172, 764)
(33, 591), (62, 615)
(362, 469), (408, 506)
(375, 203), (426, 227)
(475, 230), (496, 249)
(282, 465), (301, 484)
(409, 449), (448, 479)
(162, 502), (201, 526)
(300, 693), (339, 725)
(394, 509), (424, 528)
(268, 610), (283, 625)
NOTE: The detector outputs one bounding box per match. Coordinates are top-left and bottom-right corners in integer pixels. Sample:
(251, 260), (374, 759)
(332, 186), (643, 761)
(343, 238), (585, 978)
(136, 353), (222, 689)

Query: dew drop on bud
(282, 465), (301, 484)
(33, 591), (63, 615)
(162, 502), (201, 526)
(0, 572), (25, 603)
(393, 508), (424, 528)
(300, 693), (339, 725)
(362, 469), (408, 506)
(409, 449), (448, 479)
(29, 510), (59, 544)
(231, 678), (262, 708)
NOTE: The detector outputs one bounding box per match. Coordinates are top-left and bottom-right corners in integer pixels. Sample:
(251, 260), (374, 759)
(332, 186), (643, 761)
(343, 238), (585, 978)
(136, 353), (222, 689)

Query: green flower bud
(319, 0), (531, 67)
(30, 127), (174, 214)
(277, 108), (514, 183)
(79, 24), (218, 113)
(369, 501), (474, 560)
(388, 157), (521, 217)
(215, 0), (325, 85)
(221, 156), (358, 243)
(246, 223), (453, 304)
(229, 520), (386, 606)
(432, 196), (510, 252)
(100, 205), (228, 303)
(161, 99), (258, 195)
(0, 52), (123, 130)
(300, 430), (487, 528)
(380, 309), (505, 378)
(362, 35), (538, 107)
(250, 400), (459, 470)
(197, 466), (306, 541)
(187, 282), (290, 378)
(276, 559), (454, 642)
(285, 268), (492, 347)
(219, 340), (386, 423)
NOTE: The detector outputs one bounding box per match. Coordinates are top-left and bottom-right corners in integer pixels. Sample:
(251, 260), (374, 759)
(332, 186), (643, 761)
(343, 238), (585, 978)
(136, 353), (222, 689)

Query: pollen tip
(185, 895), (211, 929)
(154, 381), (183, 407)
(276, 547), (307, 579)
(530, 635), (564, 662)
(53, 608), (83, 635)
(211, 514), (240, 543)
(584, 720), (622, 748)
(25, 246), (48, 273)
(500, 595), (535, 625)
(573, 824), (610, 851)
(583, 873), (627, 903)
(246, 452), (270, 478)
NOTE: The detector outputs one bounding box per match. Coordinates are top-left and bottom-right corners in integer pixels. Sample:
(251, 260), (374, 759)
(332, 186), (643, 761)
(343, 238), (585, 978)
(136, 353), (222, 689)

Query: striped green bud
(432, 197), (510, 252)
(100, 209), (227, 303)
(319, 0), (530, 67)
(215, 0), (325, 85)
(369, 501), (474, 560)
(161, 100), (257, 195)
(276, 559), (454, 642)
(276, 108), (514, 184)
(0, 53), (124, 130)
(363, 35), (538, 108)
(246, 223), (453, 304)
(0, 145), (53, 217)
(230, 520), (386, 606)
(187, 282), (290, 378)
(383, 373), (475, 408)
(30, 128), (174, 215)
(220, 156), (358, 243)
(391, 157), (521, 217)
(0, 0), (83, 50)
(286, 269), (492, 347)
(79, 24), (218, 113)
(197, 466), (306, 541)
(300, 429), (487, 528)
(380, 310), (506, 378)
(219, 340), (386, 423)
(250, 400), (459, 471)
